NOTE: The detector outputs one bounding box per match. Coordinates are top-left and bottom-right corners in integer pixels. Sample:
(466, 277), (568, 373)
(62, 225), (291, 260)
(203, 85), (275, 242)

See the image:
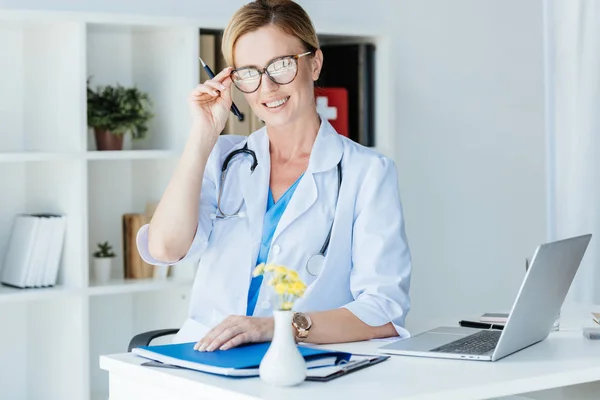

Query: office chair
(128, 329), (180, 352)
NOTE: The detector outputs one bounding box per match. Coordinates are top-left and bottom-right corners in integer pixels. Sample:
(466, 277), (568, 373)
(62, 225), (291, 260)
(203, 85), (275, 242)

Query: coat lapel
(271, 172), (318, 243)
(240, 128), (270, 246)
(271, 119), (344, 244)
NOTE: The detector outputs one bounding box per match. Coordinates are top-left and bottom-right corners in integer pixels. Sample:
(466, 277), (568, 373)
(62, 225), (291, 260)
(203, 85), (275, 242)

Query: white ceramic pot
(93, 257), (113, 283)
(259, 310), (306, 386)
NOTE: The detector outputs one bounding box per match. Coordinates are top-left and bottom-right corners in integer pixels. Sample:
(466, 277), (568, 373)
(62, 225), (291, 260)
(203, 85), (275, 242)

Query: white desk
(100, 329), (600, 400)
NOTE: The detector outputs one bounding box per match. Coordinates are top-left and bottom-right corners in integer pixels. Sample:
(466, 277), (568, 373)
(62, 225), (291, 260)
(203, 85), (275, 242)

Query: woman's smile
(263, 95), (290, 110)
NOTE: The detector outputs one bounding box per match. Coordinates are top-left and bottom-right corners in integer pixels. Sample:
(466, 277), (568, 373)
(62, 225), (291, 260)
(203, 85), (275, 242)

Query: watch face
(293, 313), (310, 330)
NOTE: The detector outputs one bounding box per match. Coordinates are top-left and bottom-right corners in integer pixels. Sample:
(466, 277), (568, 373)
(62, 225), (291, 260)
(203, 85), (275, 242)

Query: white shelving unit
(0, 9), (393, 400)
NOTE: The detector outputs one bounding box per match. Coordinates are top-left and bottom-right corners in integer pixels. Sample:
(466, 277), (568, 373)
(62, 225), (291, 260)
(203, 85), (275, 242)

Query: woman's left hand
(194, 315), (274, 352)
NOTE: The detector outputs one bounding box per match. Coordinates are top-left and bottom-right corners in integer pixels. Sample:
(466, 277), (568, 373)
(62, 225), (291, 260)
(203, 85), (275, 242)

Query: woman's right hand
(188, 67), (234, 144)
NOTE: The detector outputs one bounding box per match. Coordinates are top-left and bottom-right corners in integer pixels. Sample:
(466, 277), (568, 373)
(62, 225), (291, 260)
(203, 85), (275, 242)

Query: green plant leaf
(93, 240), (116, 258)
(87, 78), (154, 140)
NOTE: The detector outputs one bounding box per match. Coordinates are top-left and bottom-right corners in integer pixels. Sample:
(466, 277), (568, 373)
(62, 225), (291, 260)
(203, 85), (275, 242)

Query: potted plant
(92, 241), (116, 283)
(87, 79), (154, 151)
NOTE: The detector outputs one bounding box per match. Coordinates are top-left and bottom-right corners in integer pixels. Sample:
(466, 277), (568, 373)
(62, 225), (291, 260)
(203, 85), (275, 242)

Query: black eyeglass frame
(229, 51), (313, 94)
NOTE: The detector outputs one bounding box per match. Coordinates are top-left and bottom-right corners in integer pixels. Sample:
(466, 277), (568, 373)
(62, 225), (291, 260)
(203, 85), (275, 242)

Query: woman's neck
(267, 111), (321, 163)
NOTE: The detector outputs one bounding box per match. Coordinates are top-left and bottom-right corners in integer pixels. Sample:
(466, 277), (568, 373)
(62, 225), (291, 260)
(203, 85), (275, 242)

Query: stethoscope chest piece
(306, 254), (325, 276)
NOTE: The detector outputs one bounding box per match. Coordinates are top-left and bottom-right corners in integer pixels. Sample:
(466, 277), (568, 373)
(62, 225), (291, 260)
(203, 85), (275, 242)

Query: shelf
(86, 150), (180, 160)
(0, 152), (79, 162)
(86, 23), (196, 152)
(0, 279), (194, 301)
(87, 278), (193, 296)
(0, 11), (390, 400)
(0, 284), (76, 304)
(0, 20), (84, 153)
(0, 150), (180, 162)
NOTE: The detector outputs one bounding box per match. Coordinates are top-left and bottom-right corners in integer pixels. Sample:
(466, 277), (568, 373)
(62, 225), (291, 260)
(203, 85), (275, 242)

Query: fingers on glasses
(192, 82), (223, 98)
(203, 80), (226, 95)
(193, 67), (233, 97)
(213, 66), (233, 80)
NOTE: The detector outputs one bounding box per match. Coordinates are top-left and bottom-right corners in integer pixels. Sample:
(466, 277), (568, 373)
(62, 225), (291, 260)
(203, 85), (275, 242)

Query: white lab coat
(137, 118), (412, 342)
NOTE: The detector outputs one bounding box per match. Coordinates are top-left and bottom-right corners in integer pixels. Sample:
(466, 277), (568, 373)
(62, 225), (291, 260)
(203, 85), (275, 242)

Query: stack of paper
(1, 214), (66, 288)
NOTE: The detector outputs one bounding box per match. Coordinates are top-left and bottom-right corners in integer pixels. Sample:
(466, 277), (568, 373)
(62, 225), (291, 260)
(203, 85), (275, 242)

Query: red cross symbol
(314, 87), (349, 137)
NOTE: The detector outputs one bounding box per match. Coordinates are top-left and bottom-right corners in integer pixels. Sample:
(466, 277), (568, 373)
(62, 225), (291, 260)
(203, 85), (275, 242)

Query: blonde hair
(222, 0), (319, 66)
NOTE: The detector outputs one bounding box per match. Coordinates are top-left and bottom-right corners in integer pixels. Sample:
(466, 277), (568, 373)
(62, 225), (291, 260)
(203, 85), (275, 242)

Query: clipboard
(140, 352), (390, 382)
(305, 354), (390, 382)
(134, 341), (350, 377)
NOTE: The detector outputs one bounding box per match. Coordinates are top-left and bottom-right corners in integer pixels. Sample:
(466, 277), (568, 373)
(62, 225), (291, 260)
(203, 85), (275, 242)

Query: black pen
(199, 57), (244, 122)
(458, 320), (504, 330)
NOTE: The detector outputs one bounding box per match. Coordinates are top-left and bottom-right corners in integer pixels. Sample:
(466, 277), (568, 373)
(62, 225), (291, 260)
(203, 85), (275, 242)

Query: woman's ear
(312, 49), (323, 81)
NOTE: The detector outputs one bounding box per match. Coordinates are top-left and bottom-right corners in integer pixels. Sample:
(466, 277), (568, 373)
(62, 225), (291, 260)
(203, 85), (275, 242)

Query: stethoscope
(212, 143), (342, 276)
(214, 144), (258, 220)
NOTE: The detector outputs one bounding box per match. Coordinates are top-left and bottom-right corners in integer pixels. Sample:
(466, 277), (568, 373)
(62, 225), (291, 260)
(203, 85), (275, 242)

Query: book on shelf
(199, 30), (216, 83)
(122, 213), (156, 279)
(0, 214), (66, 288)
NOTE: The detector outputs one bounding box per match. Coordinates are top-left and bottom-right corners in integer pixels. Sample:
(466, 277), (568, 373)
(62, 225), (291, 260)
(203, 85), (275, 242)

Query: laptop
(378, 234), (592, 361)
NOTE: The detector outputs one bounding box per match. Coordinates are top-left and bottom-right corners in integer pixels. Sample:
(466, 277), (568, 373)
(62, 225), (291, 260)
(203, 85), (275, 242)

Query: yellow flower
(274, 265), (287, 274)
(274, 282), (287, 295)
(254, 263), (307, 310)
(252, 263), (265, 277)
(264, 264), (275, 272)
(291, 281), (306, 296)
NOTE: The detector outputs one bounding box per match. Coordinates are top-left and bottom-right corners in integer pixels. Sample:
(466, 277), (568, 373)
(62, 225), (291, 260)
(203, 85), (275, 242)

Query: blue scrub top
(246, 175), (303, 316)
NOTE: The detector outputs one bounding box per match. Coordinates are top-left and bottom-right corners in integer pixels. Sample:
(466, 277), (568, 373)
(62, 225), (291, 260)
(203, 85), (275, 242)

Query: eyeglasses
(230, 51), (313, 94)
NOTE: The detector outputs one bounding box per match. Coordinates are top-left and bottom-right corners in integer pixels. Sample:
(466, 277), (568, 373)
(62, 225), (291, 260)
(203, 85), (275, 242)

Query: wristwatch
(292, 312), (312, 341)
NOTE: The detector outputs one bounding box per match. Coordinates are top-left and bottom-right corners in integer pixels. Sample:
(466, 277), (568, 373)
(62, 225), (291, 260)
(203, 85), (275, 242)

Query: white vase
(93, 257), (112, 283)
(259, 310), (306, 386)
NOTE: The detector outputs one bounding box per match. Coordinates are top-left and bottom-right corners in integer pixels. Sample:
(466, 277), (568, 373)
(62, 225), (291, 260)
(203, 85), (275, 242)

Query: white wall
(0, 0), (392, 28)
(0, 0), (547, 332)
(391, 0), (546, 331)
(550, 0), (600, 306)
(0, 0), (244, 20)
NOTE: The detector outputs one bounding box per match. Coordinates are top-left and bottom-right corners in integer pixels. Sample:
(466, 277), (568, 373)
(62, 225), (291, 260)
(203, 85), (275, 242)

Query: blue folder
(133, 342), (352, 377)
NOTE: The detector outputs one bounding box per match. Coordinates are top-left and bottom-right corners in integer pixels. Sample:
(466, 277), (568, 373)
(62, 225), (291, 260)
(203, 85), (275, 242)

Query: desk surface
(100, 330), (600, 400)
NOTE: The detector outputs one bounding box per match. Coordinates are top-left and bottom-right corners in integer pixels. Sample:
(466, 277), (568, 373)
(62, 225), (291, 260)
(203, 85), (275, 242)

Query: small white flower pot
(259, 310), (306, 386)
(93, 257), (113, 283)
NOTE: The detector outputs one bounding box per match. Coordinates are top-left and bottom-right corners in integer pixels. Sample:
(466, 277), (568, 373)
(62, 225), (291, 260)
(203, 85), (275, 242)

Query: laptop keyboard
(430, 329), (501, 355)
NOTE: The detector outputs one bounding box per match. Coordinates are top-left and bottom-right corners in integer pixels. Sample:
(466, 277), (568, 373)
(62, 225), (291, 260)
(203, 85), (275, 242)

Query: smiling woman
(138, 0), (412, 353)
(224, 7), (323, 142)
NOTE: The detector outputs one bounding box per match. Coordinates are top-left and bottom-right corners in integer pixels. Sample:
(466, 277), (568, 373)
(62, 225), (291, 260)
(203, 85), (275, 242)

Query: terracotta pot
(94, 128), (123, 151)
